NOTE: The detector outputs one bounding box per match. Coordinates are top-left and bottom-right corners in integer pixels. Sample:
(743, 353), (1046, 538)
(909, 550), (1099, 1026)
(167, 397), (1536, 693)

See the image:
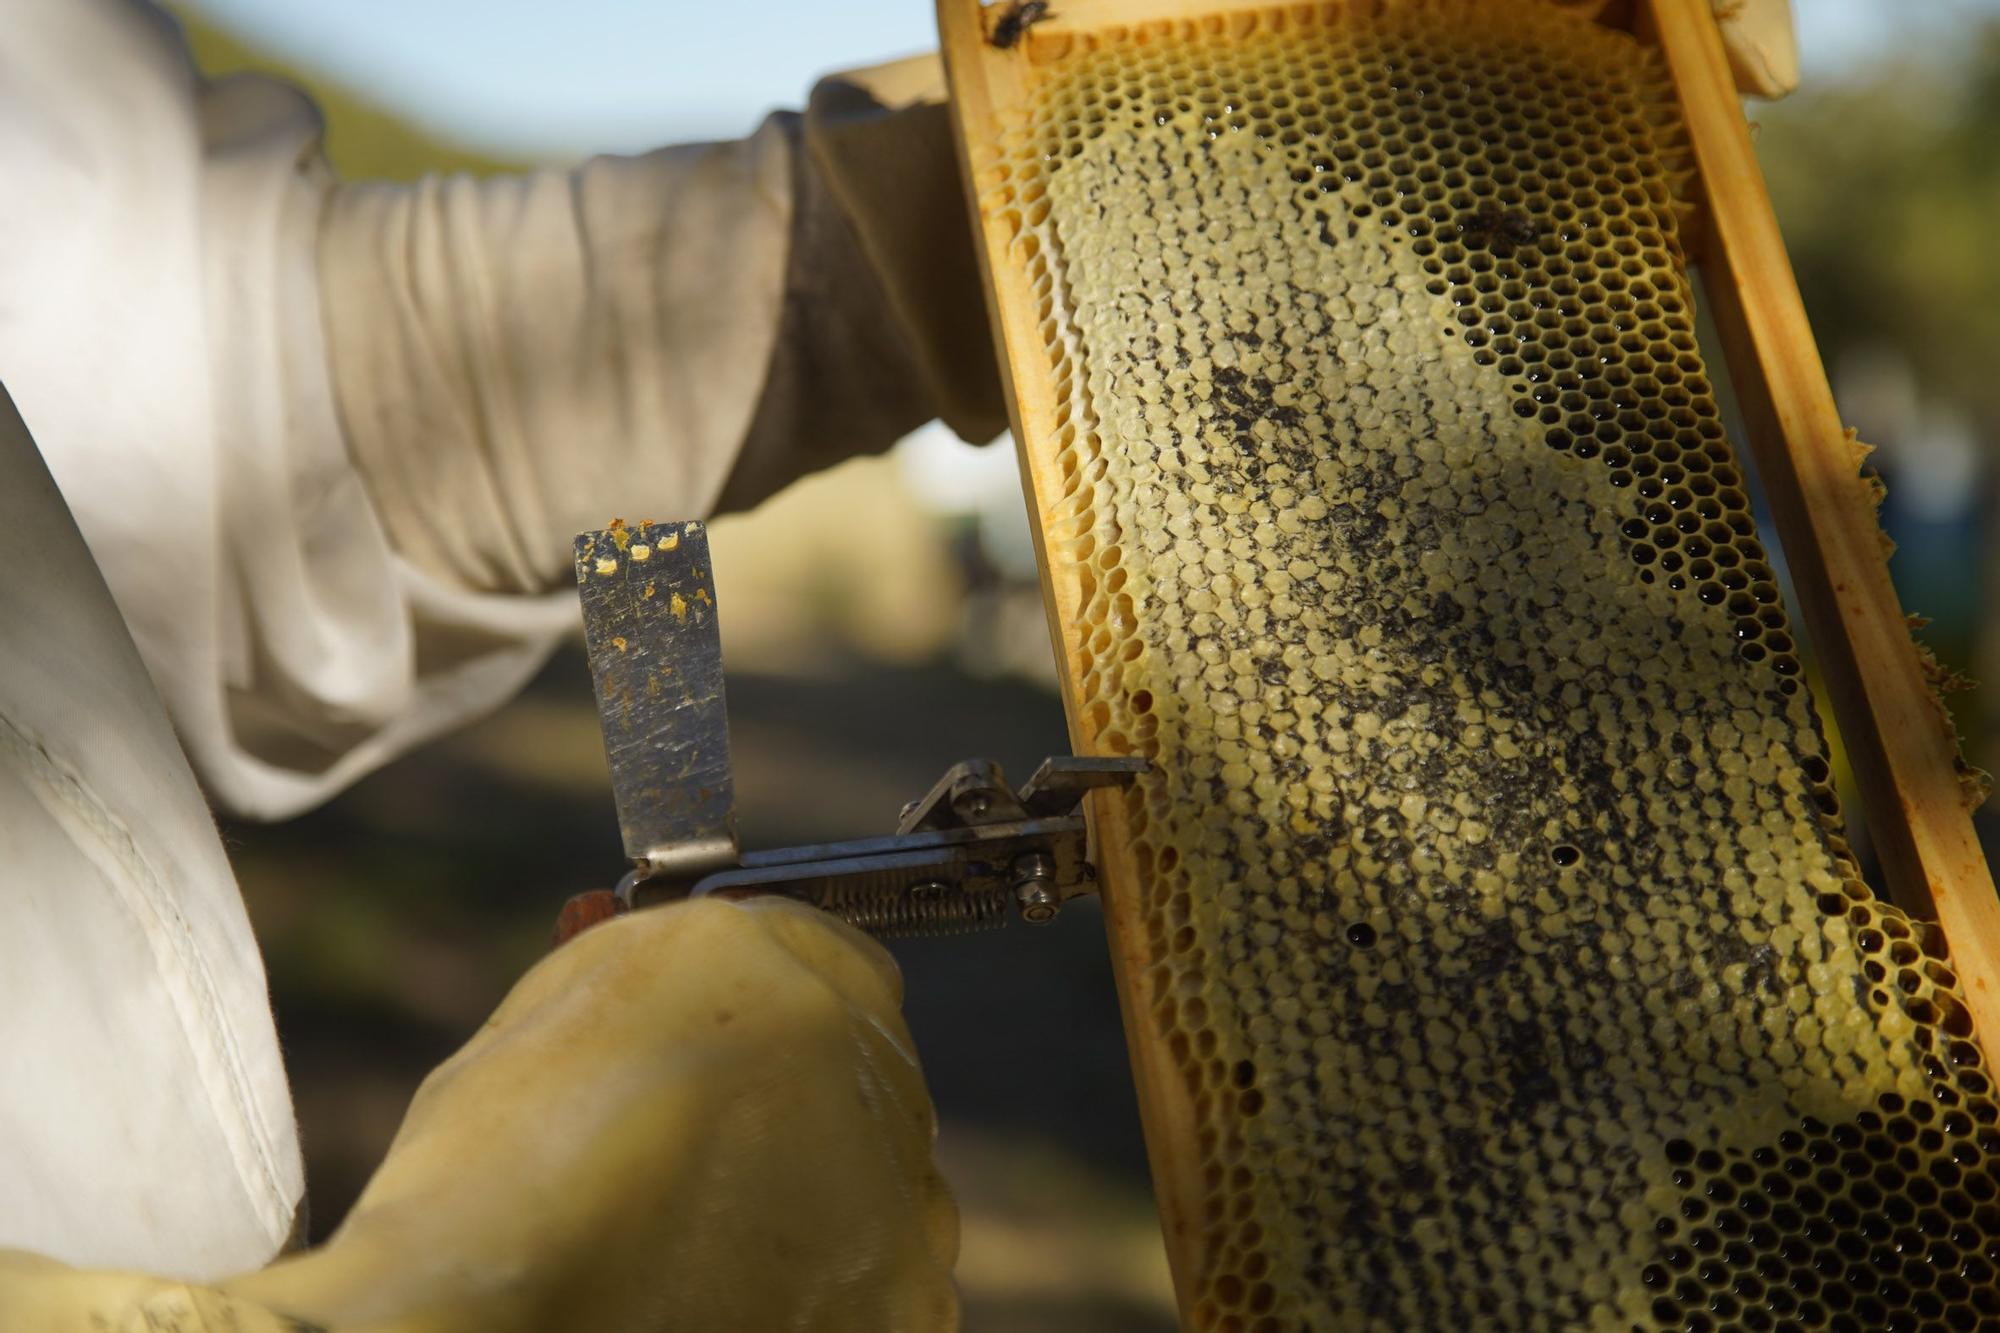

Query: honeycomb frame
(940, 0), (2000, 1326)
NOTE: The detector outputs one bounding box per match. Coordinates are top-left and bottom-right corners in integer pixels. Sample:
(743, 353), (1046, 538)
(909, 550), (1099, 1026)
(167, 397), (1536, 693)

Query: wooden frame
(938, 0), (2000, 1311)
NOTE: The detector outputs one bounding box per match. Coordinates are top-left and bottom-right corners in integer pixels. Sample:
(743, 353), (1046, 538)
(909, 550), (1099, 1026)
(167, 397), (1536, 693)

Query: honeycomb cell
(964, 0), (1994, 1326)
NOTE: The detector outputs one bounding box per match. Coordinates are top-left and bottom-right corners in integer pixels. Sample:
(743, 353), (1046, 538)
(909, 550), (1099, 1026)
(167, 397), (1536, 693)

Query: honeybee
(990, 0), (1054, 49)
(1458, 206), (1542, 257)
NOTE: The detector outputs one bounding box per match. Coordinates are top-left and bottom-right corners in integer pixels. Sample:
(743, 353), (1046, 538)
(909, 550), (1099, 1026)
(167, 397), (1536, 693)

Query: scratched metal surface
(575, 521), (737, 870)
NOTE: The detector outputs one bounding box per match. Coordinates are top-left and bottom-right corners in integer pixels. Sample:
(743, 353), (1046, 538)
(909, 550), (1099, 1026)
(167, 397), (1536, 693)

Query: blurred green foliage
(1759, 29), (2000, 435)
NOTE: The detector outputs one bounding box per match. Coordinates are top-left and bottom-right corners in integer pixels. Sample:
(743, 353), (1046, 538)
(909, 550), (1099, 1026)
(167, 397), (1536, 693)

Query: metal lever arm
(647, 756), (1147, 938)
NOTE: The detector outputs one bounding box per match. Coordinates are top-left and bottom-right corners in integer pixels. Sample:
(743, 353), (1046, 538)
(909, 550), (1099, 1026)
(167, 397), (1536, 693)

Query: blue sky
(180, 1), (2000, 160)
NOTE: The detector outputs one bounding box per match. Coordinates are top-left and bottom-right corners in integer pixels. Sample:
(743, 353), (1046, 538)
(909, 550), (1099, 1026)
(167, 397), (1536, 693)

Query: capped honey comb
(950, 0), (2000, 1328)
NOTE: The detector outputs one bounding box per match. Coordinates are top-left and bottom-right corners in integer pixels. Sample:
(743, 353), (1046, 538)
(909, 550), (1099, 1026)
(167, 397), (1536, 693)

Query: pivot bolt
(1011, 851), (1059, 924)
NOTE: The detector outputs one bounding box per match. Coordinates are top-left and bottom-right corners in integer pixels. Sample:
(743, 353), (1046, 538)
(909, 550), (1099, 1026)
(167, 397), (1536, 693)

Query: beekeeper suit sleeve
(30, 30), (1000, 826)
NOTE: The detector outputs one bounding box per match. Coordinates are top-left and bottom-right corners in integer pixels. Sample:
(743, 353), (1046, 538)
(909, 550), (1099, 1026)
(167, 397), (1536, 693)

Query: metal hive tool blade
(575, 521), (738, 881)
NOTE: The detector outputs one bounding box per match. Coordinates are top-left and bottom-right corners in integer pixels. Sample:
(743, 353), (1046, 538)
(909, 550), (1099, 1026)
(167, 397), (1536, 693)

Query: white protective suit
(0, 0), (996, 1283)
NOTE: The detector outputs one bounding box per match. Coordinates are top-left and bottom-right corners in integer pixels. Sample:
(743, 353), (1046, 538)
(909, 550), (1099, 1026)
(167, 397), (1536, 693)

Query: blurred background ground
(172, 3), (2000, 1328)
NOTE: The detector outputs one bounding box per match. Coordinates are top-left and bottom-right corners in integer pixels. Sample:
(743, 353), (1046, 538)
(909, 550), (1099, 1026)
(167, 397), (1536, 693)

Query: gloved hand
(0, 898), (957, 1332)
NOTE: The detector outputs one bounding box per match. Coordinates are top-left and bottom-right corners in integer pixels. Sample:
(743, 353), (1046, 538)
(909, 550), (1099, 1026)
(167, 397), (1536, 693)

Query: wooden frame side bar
(935, 0), (1211, 1310)
(1645, 0), (2000, 1040)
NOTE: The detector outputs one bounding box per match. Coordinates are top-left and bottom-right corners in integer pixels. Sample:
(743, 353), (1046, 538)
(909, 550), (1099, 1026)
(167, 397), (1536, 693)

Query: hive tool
(572, 520), (1146, 938)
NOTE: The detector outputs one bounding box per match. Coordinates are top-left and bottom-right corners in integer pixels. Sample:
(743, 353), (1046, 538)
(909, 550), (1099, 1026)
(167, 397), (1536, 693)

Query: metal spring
(818, 883), (1012, 938)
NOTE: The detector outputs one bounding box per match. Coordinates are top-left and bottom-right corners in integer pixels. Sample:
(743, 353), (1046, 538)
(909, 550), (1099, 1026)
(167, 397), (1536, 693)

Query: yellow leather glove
(0, 898), (957, 1332)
